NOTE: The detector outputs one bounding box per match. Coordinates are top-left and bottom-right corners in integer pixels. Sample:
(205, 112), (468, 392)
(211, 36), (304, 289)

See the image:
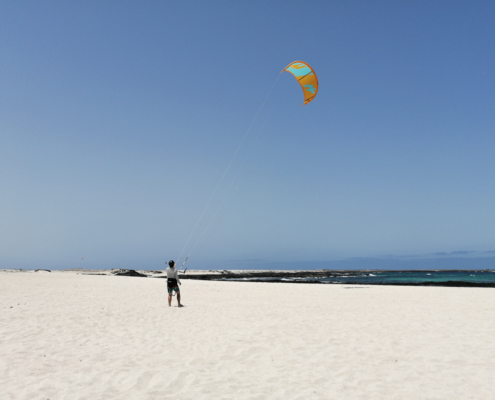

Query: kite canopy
(282, 61), (318, 105)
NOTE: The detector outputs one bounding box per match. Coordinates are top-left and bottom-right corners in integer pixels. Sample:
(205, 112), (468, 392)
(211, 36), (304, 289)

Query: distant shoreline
(2, 268), (495, 288)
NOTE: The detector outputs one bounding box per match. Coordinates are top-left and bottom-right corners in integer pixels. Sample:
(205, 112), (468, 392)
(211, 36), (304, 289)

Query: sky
(1, 1), (494, 270)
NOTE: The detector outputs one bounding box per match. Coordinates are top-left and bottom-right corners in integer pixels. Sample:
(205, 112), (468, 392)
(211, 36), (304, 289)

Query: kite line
(175, 73), (281, 269)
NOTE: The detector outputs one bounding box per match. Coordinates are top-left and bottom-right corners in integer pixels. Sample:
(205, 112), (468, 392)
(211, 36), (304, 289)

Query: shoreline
(2, 268), (495, 288)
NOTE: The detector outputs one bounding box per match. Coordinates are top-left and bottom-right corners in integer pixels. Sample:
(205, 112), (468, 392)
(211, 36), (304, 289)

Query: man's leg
(177, 291), (183, 307)
(168, 292), (172, 306)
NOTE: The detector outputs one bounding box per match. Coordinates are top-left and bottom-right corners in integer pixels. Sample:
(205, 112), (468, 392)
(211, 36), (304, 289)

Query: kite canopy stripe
(282, 61), (318, 105)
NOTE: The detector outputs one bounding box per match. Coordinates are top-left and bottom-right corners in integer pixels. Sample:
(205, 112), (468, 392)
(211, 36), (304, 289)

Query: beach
(1, 270), (494, 399)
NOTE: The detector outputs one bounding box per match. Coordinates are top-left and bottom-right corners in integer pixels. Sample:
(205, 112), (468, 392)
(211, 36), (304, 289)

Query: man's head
(168, 260), (175, 268)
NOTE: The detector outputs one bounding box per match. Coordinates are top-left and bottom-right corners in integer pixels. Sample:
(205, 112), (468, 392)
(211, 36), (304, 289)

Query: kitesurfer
(166, 260), (183, 307)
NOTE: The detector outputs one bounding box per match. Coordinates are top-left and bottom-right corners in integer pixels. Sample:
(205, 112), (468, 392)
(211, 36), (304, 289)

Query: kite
(282, 61), (318, 105)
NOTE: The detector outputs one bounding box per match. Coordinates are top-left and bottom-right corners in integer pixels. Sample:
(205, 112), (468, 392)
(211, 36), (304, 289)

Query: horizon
(3, 250), (495, 271)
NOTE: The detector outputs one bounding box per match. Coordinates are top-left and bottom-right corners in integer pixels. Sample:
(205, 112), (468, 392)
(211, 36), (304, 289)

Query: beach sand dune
(1, 272), (494, 399)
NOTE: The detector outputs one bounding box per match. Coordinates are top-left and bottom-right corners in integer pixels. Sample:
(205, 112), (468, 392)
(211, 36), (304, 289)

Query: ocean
(192, 269), (495, 287)
(315, 270), (495, 285)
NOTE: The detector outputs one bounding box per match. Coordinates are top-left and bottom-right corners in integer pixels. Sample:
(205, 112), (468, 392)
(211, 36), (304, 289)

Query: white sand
(1, 271), (494, 399)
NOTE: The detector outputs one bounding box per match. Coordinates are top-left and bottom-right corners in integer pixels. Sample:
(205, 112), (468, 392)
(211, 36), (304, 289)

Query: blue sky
(1, 1), (494, 270)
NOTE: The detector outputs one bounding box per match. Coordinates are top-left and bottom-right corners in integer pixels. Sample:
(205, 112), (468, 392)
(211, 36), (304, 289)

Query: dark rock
(180, 270), (363, 281)
(35, 269), (51, 273)
(112, 269), (148, 277)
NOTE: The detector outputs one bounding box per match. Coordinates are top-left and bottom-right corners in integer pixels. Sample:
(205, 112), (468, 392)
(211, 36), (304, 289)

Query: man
(166, 260), (183, 307)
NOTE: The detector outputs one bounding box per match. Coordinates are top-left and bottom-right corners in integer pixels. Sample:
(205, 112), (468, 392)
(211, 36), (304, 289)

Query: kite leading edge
(282, 61), (318, 105)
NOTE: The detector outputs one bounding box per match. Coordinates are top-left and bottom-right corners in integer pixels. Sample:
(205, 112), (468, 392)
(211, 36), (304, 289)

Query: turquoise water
(321, 270), (495, 284)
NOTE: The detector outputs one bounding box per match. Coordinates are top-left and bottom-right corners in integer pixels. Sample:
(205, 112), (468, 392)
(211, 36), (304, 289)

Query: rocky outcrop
(112, 269), (148, 277)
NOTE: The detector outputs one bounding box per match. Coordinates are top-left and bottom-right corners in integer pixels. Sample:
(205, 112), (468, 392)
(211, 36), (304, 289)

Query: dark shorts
(168, 286), (179, 294)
